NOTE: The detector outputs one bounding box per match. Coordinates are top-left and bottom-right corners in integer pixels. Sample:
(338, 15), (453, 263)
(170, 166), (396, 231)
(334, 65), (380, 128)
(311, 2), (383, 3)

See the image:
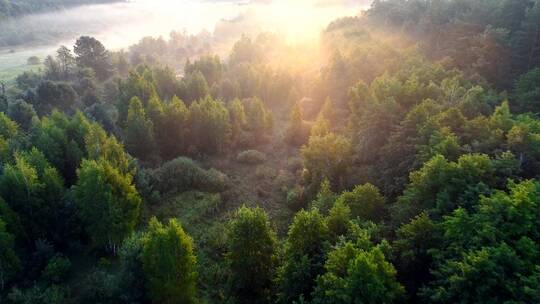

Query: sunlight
(1, 0), (540, 302)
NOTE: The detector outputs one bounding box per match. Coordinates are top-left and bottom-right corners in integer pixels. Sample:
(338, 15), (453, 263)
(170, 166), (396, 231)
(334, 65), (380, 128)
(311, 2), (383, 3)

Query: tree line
(0, 0), (540, 303)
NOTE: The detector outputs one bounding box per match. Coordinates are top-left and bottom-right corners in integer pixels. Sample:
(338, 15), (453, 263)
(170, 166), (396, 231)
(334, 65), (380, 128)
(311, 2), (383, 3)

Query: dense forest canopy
(0, 0), (540, 303)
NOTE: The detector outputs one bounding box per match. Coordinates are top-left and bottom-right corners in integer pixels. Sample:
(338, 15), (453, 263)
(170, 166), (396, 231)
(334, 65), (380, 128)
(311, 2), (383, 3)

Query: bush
(152, 157), (229, 195)
(236, 150), (266, 164)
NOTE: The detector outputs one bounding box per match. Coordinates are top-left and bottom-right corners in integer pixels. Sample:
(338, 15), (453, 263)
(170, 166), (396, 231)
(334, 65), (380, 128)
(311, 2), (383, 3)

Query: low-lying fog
(0, 0), (370, 76)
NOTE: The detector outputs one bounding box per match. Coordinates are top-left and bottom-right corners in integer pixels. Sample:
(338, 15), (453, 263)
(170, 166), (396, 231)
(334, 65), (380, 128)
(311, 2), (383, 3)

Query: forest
(0, 0), (540, 303)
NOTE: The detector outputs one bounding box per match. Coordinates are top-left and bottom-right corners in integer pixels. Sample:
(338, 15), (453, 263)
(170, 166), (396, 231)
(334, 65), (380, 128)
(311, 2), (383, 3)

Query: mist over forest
(0, 0), (367, 84)
(1, 0), (540, 303)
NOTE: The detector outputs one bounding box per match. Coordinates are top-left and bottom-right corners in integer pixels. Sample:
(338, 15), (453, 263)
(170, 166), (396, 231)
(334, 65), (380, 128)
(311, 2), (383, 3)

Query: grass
(0, 45), (53, 85)
(0, 63), (42, 85)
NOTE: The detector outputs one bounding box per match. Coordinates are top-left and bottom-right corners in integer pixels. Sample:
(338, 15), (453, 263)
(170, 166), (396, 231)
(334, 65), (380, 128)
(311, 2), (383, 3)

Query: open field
(0, 46), (52, 84)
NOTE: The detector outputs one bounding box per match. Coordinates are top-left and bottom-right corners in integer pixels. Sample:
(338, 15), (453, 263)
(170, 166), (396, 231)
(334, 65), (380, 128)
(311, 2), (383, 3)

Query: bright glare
(0, 0), (369, 74)
(7, 0), (367, 49)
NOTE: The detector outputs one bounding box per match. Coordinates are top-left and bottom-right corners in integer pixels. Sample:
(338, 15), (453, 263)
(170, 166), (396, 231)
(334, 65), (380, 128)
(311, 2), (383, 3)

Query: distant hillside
(0, 0), (121, 20)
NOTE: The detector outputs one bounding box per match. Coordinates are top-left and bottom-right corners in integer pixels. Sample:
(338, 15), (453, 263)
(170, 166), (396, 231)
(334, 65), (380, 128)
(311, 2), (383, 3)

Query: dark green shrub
(236, 150), (266, 165)
(152, 157), (229, 194)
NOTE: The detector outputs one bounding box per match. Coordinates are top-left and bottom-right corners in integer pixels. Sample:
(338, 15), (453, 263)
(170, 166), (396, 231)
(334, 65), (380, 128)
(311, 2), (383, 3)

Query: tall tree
(179, 71), (210, 103)
(189, 96), (231, 154)
(229, 98), (247, 145)
(226, 206), (277, 304)
(285, 102), (306, 146)
(278, 209), (329, 303)
(74, 36), (112, 81)
(244, 97), (272, 141)
(156, 96), (190, 160)
(56, 45), (75, 79)
(301, 132), (353, 191)
(74, 159), (141, 252)
(125, 97), (156, 161)
(142, 217), (197, 304)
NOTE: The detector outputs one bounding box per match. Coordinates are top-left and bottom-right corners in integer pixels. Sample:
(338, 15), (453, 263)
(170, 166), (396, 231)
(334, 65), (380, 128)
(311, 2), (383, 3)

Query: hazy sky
(0, 0), (371, 70)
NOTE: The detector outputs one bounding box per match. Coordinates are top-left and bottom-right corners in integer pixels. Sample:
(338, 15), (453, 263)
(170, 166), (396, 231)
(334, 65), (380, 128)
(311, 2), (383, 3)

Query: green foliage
(229, 36), (263, 66)
(41, 256), (71, 284)
(393, 153), (519, 225)
(0, 148), (65, 242)
(32, 110), (90, 184)
(0, 217), (20, 291)
(142, 217), (197, 304)
(366, 0), (540, 88)
(310, 179), (337, 215)
(7, 99), (36, 130)
(155, 96), (190, 160)
(125, 97), (156, 161)
(236, 150), (266, 165)
(301, 132), (352, 190)
(229, 98), (247, 144)
(244, 97), (273, 142)
(185, 55), (223, 86)
(513, 68), (540, 113)
(151, 157), (228, 195)
(36, 81), (77, 114)
(7, 285), (70, 304)
(226, 206), (277, 304)
(326, 200), (351, 239)
(0, 111), (19, 139)
(74, 36), (112, 80)
(74, 159), (141, 251)
(77, 267), (118, 304)
(0, 112), (19, 163)
(393, 212), (440, 298)
(285, 102), (307, 146)
(278, 209), (329, 303)
(313, 242), (404, 304)
(118, 69), (158, 125)
(421, 179), (540, 303)
(84, 122), (132, 175)
(336, 183), (386, 222)
(152, 66), (179, 100)
(189, 96), (231, 154)
(2, 2), (540, 302)
(179, 70), (210, 103)
(116, 233), (148, 303)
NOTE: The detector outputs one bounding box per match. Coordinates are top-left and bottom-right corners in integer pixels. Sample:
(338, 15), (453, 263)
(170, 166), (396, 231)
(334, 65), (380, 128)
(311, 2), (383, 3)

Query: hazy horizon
(0, 0), (371, 76)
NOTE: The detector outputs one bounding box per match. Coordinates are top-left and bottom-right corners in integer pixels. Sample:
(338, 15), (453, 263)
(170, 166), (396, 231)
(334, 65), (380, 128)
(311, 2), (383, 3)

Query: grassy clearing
(0, 63), (42, 85)
(0, 45), (54, 84)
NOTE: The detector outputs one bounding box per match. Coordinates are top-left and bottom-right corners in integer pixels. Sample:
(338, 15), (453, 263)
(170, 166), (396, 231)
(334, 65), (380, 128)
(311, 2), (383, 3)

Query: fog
(0, 0), (371, 75)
